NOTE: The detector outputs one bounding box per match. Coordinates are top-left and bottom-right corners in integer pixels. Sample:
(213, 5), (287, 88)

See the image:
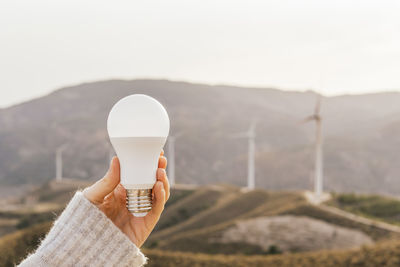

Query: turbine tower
(55, 144), (68, 181)
(167, 133), (182, 187)
(167, 136), (176, 187)
(303, 96), (323, 201)
(231, 121), (257, 190)
(108, 144), (115, 162)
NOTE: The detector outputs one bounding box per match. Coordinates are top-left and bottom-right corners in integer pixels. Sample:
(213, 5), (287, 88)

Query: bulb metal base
(126, 189), (152, 216)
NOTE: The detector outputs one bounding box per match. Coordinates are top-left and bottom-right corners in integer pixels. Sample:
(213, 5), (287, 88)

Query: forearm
(18, 192), (147, 267)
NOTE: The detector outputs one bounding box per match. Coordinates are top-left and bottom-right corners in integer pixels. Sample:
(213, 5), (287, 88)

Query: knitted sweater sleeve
(18, 192), (147, 267)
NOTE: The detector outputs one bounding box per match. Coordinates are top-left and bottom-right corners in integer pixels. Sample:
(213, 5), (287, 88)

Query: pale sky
(1, 0), (400, 107)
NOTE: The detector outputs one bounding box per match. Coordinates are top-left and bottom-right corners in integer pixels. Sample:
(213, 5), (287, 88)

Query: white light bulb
(107, 94), (170, 217)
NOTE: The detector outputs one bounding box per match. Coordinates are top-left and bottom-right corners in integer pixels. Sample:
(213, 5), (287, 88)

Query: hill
(3, 223), (400, 267)
(144, 240), (400, 267)
(1, 184), (400, 266)
(2, 80), (400, 194)
(148, 188), (398, 255)
(328, 193), (400, 226)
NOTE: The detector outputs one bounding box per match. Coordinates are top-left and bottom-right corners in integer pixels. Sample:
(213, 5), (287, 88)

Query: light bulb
(107, 94), (170, 217)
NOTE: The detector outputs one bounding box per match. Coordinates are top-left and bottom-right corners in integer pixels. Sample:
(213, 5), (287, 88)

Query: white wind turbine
(231, 121), (257, 190)
(167, 133), (183, 187)
(108, 144), (115, 162)
(303, 96), (323, 202)
(55, 144), (68, 181)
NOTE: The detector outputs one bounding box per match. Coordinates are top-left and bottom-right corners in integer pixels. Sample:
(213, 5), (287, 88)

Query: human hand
(83, 151), (169, 248)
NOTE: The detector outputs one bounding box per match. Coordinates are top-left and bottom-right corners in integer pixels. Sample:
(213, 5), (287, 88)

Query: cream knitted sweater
(18, 192), (147, 267)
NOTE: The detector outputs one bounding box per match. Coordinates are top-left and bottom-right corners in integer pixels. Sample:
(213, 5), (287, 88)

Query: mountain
(1, 79), (400, 194)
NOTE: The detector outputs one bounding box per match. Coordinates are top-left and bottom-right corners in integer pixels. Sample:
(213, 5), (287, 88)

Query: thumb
(83, 157), (120, 204)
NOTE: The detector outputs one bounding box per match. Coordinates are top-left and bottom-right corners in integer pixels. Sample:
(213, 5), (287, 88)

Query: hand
(83, 151), (169, 248)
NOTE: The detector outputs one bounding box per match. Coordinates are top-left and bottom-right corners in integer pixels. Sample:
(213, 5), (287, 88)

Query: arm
(19, 153), (169, 267)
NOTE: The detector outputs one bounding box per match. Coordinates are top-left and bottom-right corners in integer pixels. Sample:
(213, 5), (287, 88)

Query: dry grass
(328, 193), (400, 226)
(151, 190), (394, 256)
(0, 222), (52, 267)
(145, 240), (400, 267)
(152, 188), (217, 232)
(3, 221), (400, 267)
(283, 204), (399, 241)
(3, 185), (400, 266)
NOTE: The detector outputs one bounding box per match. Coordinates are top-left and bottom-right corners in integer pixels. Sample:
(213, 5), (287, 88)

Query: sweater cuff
(19, 192), (147, 267)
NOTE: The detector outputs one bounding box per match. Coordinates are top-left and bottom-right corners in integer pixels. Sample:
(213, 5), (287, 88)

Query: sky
(1, 0), (400, 108)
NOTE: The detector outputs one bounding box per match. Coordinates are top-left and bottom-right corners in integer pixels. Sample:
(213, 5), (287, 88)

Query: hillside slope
(148, 188), (398, 255)
(144, 240), (400, 267)
(2, 184), (400, 267)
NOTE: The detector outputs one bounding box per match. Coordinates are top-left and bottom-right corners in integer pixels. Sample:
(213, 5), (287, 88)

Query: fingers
(83, 157), (120, 204)
(158, 156), (167, 169)
(146, 181), (165, 222)
(157, 153), (168, 201)
(143, 154), (169, 224)
(157, 168), (170, 201)
(114, 183), (127, 206)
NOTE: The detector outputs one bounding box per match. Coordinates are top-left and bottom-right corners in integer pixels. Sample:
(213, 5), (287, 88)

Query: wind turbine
(55, 144), (68, 181)
(303, 96), (323, 202)
(108, 144), (115, 162)
(167, 133), (183, 187)
(231, 121), (257, 190)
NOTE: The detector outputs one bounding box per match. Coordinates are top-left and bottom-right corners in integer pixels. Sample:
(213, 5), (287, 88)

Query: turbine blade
(171, 131), (184, 139)
(229, 132), (248, 139)
(315, 96), (322, 115)
(249, 119), (257, 136)
(300, 116), (315, 124)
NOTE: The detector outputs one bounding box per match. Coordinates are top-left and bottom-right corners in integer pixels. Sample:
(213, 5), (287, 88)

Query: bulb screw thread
(126, 189), (153, 215)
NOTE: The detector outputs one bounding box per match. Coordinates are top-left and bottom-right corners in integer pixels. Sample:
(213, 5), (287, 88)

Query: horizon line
(1, 77), (400, 109)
